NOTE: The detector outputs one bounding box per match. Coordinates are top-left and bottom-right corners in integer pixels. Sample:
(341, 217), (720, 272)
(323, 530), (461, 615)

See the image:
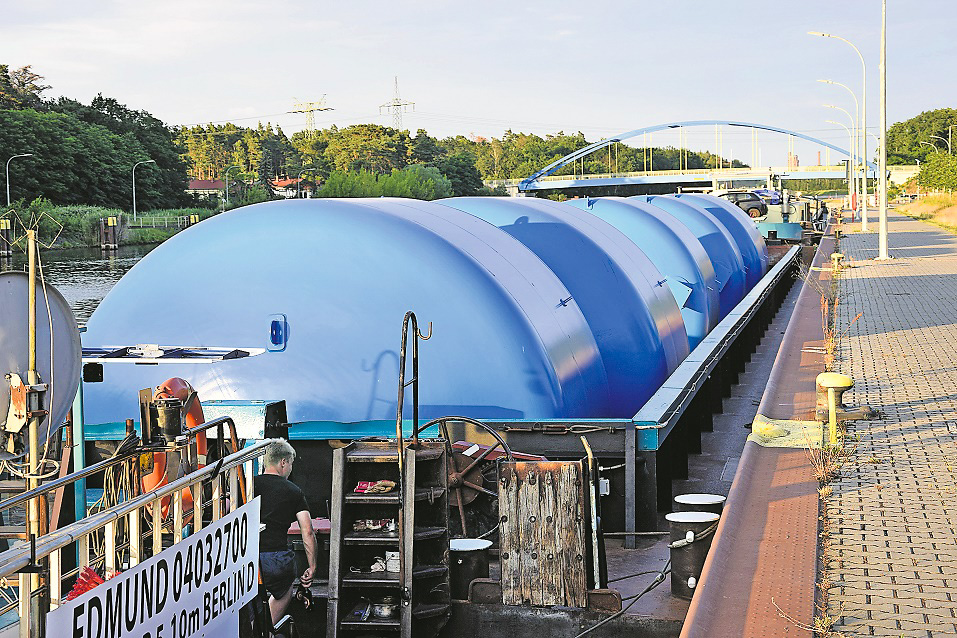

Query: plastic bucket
(666, 511), (720, 600)
(674, 493), (726, 515)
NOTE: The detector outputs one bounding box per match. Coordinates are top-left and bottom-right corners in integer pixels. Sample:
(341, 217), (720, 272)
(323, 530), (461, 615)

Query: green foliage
(0, 65), (49, 109)
(236, 184), (270, 207)
(317, 166), (453, 200)
(917, 153), (957, 191)
(886, 108), (957, 164)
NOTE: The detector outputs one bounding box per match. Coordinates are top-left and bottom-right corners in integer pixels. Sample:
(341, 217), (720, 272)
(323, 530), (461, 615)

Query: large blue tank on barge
(82, 195), (766, 431)
(632, 195), (748, 320)
(436, 197), (689, 417)
(82, 198), (610, 429)
(562, 196), (719, 351)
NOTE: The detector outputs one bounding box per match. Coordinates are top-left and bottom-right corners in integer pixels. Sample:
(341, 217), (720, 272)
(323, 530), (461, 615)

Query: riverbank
(3, 198), (217, 250)
(898, 193), (957, 233)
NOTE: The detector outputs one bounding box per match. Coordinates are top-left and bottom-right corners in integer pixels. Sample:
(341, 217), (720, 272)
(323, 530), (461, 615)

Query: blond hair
(264, 438), (296, 468)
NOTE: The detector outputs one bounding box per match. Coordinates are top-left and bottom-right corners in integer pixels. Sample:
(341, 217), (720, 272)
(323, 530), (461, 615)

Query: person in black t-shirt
(254, 439), (318, 625)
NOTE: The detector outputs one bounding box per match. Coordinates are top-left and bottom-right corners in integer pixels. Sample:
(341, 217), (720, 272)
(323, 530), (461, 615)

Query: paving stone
(826, 213), (957, 635)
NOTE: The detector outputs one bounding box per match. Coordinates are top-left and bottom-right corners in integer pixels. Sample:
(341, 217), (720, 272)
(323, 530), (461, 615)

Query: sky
(2, 0), (955, 167)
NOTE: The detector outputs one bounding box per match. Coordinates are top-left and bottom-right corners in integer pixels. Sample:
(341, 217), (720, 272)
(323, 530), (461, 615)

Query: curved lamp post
(819, 79), (861, 213)
(827, 120), (855, 208)
(223, 165), (240, 211)
(929, 135), (952, 155)
(132, 160), (156, 221)
(6, 153), (34, 206)
(825, 104), (857, 210)
(297, 166), (316, 198)
(810, 31), (869, 231)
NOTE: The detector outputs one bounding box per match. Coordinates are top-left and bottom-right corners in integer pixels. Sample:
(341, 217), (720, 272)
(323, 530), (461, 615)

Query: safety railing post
(105, 520), (117, 574)
(152, 499), (162, 555)
(172, 490), (184, 543)
(192, 480), (203, 532)
(128, 509), (142, 567)
(228, 467), (240, 511)
(211, 475), (222, 521)
(49, 548), (61, 610)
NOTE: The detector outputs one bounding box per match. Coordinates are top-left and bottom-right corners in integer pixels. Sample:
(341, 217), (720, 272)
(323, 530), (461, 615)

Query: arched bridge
(516, 120), (880, 193)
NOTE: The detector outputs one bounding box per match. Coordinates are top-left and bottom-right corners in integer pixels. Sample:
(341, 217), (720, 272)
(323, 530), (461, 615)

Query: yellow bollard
(831, 252), (844, 272)
(816, 372), (854, 446)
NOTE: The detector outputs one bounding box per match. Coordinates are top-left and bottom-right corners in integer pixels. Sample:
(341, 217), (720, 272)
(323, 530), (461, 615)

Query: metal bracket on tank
(3, 373), (48, 434)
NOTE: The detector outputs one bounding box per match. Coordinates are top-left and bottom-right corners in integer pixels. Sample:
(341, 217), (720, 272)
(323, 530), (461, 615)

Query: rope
(668, 521), (719, 550)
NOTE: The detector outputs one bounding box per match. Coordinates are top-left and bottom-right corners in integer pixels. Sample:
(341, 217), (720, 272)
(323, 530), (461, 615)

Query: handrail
(0, 439), (269, 580)
(0, 416), (240, 514)
(0, 449), (139, 513)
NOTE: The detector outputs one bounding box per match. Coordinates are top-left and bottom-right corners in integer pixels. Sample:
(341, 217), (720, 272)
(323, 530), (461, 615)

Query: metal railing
(484, 165), (858, 188)
(125, 216), (189, 229)
(0, 434), (267, 637)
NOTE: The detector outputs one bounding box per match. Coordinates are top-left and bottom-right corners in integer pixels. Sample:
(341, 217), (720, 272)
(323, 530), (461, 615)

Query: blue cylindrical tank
(82, 198), (610, 428)
(564, 196), (719, 351)
(632, 195), (746, 320)
(674, 194), (769, 289)
(438, 196), (689, 417)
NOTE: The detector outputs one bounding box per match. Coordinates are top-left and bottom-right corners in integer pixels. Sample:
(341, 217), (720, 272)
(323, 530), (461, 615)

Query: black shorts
(260, 549), (296, 598)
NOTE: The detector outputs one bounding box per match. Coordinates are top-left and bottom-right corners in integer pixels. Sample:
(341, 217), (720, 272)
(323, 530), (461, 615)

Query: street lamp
(929, 135), (952, 155)
(919, 141), (940, 154)
(827, 120), (855, 209)
(819, 80), (861, 213)
(297, 167), (316, 198)
(5, 153), (34, 206)
(222, 165), (240, 212)
(809, 31), (869, 231)
(825, 104), (857, 210)
(132, 159), (155, 221)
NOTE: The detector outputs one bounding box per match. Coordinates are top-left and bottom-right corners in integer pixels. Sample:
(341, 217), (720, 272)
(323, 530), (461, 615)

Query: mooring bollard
(816, 372), (854, 445)
(831, 252), (844, 272)
(666, 511), (720, 600)
(674, 493), (726, 516)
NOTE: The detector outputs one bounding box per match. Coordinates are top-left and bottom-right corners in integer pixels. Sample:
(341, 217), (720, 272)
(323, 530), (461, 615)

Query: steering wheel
(415, 416), (514, 538)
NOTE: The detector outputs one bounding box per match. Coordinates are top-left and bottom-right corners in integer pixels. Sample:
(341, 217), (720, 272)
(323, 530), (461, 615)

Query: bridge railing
(0, 437), (268, 637)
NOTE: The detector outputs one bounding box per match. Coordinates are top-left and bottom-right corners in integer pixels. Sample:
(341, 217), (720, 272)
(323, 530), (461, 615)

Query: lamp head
(808, 31), (829, 37)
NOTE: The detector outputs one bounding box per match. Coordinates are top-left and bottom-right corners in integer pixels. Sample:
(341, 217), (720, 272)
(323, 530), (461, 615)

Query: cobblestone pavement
(828, 211), (957, 637)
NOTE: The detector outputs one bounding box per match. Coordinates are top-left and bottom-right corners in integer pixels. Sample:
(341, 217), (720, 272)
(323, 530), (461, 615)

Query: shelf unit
(327, 440), (450, 637)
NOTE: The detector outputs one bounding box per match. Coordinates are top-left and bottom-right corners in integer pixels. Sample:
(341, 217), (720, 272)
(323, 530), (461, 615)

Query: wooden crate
(498, 461), (588, 607)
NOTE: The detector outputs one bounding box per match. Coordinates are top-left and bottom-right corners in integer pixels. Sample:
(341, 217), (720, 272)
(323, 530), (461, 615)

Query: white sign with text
(49, 498), (260, 638)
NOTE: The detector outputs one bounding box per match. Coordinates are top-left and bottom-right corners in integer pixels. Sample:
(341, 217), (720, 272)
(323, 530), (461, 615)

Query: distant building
(787, 153), (800, 169)
(186, 179), (225, 201)
(269, 177), (316, 199)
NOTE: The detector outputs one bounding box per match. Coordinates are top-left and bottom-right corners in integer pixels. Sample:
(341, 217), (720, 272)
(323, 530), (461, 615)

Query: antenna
(289, 96), (333, 137)
(379, 77), (414, 130)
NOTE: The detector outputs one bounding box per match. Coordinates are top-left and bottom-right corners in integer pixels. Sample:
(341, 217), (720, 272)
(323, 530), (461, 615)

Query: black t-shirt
(254, 473), (310, 552)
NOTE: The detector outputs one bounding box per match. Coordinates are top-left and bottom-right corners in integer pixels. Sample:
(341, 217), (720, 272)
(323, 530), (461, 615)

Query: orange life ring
(141, 377), (208, 518)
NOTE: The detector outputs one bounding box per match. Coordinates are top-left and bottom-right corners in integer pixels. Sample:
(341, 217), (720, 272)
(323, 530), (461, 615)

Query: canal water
(2, 244), (156, 324)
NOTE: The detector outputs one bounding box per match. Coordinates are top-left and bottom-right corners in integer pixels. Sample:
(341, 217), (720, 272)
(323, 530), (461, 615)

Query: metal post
(223, 165), (239, 211)
(5, 153), (33, 207)
(132, 159), (155, 222)
(152, 499), (162, 555)
(878, 0), (889, 259)
(128, 509), (142, 567)
(827, 387), (838, 445)
(808, 32), (868, 231)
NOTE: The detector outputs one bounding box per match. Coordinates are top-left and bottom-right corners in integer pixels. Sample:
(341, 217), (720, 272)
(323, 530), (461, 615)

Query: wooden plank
(498, 462), (587, 608)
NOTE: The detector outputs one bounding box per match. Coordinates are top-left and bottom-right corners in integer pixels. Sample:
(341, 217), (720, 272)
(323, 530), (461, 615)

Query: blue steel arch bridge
(486, 120), (902, 196)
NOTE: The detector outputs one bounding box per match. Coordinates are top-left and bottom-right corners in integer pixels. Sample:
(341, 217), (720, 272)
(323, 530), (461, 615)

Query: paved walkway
(829, 211), (957, 636)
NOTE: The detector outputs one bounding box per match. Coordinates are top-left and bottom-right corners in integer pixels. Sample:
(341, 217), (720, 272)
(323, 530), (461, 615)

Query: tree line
(6, 63), (953, 209)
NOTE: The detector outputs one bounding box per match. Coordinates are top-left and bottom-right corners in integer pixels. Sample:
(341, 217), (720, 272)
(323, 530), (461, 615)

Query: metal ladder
(326, 312), (449, 637)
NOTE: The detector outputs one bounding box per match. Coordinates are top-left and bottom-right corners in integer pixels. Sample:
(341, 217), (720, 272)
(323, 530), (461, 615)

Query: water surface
(2, 244), (155, 324)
